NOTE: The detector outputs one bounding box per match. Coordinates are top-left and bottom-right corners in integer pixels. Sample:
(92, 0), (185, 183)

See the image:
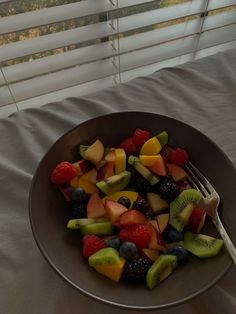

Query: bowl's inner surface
(30, 112), (234, 310)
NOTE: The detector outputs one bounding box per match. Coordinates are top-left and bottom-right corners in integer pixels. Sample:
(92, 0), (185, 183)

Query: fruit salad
(51, 128), (224, 289)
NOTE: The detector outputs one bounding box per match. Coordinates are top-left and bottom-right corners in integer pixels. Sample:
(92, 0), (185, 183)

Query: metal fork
(185, 162), (236, 264)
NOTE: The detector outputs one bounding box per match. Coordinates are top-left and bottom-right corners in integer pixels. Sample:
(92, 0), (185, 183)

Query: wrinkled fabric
(0, 49), (236, 314)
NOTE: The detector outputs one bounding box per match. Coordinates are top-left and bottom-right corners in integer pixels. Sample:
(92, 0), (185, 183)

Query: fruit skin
(96, 162), (114, 181)
(166, 246), (189, 266)
(51, 161), (77, 184)
(118, 196), (131, 209)
(104, 199), (128, 224)
(169, 189), (202, 232)
(170, 148), (189, 167)
(167, 163), (188, 182)
(96, 171), (131, 195)
(146, 255), (177, 289)
(119, 241), (138, 260)
(133, 128), (151, 148)
(140, 137), (162, 155)
(128, 156), (160, 186)
(119, 137), (137, 154)
(94, 257), (126, 282)
(82, 235), (107, 258)
(58, 185), (73, 201)
(106, 237), (121, 250)
(158, 178), (180, 202)
(147, 192), (169, 213)
(148, 155), (167, 176)
(87, 193), (106, 218)
(88, 247), (120, 267)
(67, 218), (108, 229)
(71, 187), (88, 203)
(124, 257), (150, 283)
(184, 232), (224, 258)
(84, 139), (104, 165)
(119, 210), (147, 227)
(187, 206), (206, 233)
(72, 159), (92, 176)
(119, 224), (151, 249)
(156, 131), (169, 147)
(147, 224), (166, 251)
(80, 222), (114, 236)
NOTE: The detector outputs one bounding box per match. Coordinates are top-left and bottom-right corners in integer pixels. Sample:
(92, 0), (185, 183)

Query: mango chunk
(102, 191), (138, 206)
(94, 257), (126, 282)
(140, 137), (162, 155)
(115, 148), (126, 174)
(140, 155), (160, 167)
(78, 177), (98, 194)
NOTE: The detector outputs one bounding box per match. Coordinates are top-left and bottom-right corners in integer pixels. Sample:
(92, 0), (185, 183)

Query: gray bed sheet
(0, 49), (236, 314)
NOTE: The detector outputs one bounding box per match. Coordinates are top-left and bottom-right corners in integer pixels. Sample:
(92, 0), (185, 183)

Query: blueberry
(167, 246), (189, 266)
(71, 188), (87, 203)
(119, 241), (137, 260)
(118, 196), (131, 209)
(165, 229), (184, 243)
(107, 237), (121, 250)
(71, 201), (87, 219)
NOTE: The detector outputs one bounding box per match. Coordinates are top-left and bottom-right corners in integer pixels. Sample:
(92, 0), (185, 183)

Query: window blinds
(0, 0), (236, 113)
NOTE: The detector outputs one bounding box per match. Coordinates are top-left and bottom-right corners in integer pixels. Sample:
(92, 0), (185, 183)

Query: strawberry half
(119, 137), (137, 154)
(133, 128), (151, 148)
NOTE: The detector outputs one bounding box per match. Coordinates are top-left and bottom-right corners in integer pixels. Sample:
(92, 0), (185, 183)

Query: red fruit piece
(51, 161), (77, 184)
(133, 128), (151, 148)
(161, 146), (174, 162)
(119, 224), (151, 249)
(187, 206), (206, 233)
(119, 210), (147, 227)
(82, 235), (107, 258)
(170, 148), (189, 167)
(119, 137), (136, 154)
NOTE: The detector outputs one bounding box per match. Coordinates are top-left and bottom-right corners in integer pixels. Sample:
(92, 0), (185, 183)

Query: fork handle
(214, 214), (236, 264)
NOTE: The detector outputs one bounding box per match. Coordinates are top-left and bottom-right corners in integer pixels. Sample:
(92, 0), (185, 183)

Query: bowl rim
(29, 111), (233, 310)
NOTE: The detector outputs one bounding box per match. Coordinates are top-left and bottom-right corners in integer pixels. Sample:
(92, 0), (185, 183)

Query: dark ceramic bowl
(29, 111), (235, 310)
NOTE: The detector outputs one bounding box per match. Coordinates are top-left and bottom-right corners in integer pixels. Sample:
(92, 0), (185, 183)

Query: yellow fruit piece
(78, 177), (98, 194)
(84, 139), (104, 165)
(94, 258), (126, 282)
(102, 191), (138, 206)
(140, 155), (161, 167)
(140, 137), (162, 155)
(115, 148), (126, 174)
(70, 176), (80, 188)
(81, 168), (97, 184)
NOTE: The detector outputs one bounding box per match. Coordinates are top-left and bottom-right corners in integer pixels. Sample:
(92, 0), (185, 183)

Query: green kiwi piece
(79, 145), (89, 159)
(80, 222), (114, 235)
(96, 171), (131, 195)
(146, 255), (177, 289)
(67, 218), (109, 229)
(184, 232), (224, 258)
(89, 248), (120, 267)
(170, 189), (202, 232)
(156, 131), (169, 147)
(128, 155), (160, 186)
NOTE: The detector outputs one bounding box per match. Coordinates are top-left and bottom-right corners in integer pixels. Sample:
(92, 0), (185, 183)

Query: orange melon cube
(140, 155), (160, 167)
(78, 177), (98, 194)
(115, 148), (126, 174)
(94, 257), (126, 282)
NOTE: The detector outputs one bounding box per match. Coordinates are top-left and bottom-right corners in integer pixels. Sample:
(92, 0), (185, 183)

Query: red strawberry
(119, 224), (151, 249)
(119, 137), (137, 154)
(170, 148), (189, 167)
(51, 161), (77, 184)
(82, 235), (107, 258)
(133, 128), (151, 148)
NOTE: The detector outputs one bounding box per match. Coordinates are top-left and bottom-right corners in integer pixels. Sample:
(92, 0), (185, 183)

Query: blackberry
(123, 257), (150, 283)
(158, 178), (180, 202)
(71, 201), (87, 219)
(118, 196), (131, 209)
(133, 177), (152, 197)
(132, 198), (149, 215)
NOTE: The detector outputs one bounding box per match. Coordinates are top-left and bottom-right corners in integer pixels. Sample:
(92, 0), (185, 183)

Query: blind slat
(208, 0), (236, 10)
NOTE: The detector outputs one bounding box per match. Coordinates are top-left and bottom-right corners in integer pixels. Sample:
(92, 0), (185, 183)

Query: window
(0, 0), (236, 116)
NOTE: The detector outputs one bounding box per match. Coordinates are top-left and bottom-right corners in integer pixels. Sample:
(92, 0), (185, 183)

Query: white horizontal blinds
(0, 0), (236, 112)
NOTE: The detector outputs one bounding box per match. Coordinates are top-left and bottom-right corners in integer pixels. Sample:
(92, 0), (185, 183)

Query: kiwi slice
(156, 131), (169, 147)
(79, 145), (89, 159)
(128, 156), (160, 186)
(146, 255), (177, 289)
(184, 232), (224, 258)
(67, 218), (108, 229)
(80, 222), (114, 235)
(89, 248), (120, 267)
(96, 171), (131, 195)
(170, 189), (202, 232)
